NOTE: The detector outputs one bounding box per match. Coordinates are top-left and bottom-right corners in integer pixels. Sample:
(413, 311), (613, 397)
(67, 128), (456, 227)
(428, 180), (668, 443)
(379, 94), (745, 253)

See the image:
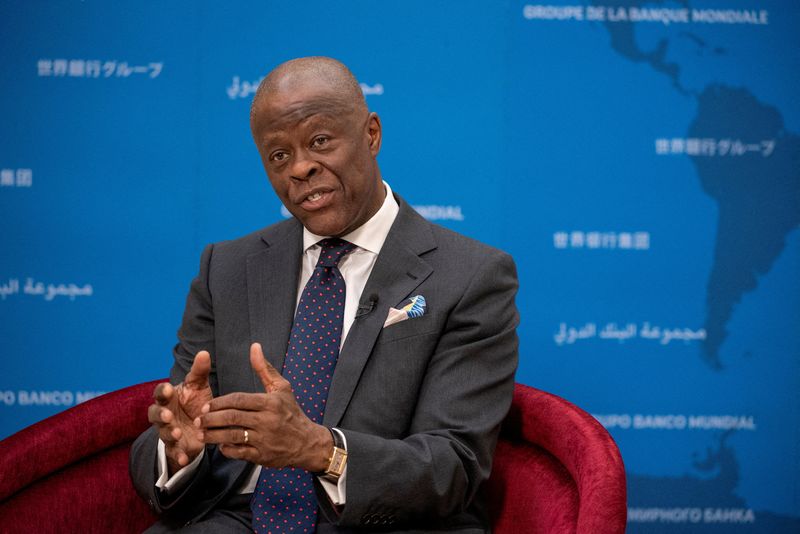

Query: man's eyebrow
(259, 115), (343, 146)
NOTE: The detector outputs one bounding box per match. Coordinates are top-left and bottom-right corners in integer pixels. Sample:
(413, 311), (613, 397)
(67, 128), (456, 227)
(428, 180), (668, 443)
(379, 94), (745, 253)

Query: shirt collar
(302, 181), (399, 255)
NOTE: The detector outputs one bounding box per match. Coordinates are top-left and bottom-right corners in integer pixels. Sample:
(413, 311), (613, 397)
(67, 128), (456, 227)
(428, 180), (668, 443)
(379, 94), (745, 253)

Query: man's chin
(296, 214), (350, 238)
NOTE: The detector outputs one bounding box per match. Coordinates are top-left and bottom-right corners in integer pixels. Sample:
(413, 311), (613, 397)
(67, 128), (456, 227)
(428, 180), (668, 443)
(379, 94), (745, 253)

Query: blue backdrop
(1, 1), (798, 531)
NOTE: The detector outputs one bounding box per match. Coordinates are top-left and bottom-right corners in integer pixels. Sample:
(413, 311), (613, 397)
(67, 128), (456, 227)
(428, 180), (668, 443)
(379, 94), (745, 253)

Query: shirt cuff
(317, 427), (347, 505)
(155, 439), (205, 493)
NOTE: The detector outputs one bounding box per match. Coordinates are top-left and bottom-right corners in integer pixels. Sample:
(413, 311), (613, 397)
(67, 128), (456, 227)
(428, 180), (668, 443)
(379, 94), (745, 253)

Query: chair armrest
(0, 379), (164, 501)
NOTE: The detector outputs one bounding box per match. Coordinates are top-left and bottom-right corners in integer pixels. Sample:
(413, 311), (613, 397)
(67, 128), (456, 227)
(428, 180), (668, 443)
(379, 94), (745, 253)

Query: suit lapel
(246, 220), (303, 393)
(323, 201), (436, 427)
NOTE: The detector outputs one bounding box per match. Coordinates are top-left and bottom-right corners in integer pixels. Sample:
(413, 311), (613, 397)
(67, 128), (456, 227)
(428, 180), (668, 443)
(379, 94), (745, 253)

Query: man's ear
(367, 112), (382, 156)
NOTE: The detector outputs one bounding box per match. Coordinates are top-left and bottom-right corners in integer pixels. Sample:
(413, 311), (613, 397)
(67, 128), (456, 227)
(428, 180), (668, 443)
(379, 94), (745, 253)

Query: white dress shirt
(156, 182), (399, 507)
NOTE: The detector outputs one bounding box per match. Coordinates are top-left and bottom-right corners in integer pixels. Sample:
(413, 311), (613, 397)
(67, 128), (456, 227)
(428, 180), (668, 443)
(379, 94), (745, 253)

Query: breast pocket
(377, 312), (440, 344)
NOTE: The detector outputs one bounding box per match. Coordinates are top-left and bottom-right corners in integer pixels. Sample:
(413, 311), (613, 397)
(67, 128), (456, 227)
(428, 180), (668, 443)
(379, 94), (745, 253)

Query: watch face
(326, 447), (347, 479)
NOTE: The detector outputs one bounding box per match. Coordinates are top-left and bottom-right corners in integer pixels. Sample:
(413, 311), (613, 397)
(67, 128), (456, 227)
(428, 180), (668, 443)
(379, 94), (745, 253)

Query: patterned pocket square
(383, 295), (427, 328)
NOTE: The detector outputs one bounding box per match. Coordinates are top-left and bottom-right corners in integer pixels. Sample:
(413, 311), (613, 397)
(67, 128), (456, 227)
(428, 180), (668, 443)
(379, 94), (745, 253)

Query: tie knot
(316, 238), (355, 267)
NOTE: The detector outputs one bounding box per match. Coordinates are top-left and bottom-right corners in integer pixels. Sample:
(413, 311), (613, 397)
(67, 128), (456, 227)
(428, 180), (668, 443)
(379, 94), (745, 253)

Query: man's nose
(290, 150), (321, 180)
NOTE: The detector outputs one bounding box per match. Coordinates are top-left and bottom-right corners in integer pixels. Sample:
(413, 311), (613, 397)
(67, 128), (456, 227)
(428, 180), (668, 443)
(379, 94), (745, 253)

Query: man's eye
(311, 136), (329, 148)
(270, 151), (288, 162)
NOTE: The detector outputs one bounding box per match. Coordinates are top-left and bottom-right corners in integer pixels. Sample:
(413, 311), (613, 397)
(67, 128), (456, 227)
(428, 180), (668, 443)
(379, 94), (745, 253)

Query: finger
(205, 392), (267, 413)
(148, 404), (173, 425)
(250, 343), (287, 393)
(201, 426), (250, 446)
(155, 422), (180, 445)
(159, 429), (179, 445)
(195, 408), (258, 430)
(153, 382), (174, 405)
(175, 450), (189, 467)
(185, 351), (211, 388)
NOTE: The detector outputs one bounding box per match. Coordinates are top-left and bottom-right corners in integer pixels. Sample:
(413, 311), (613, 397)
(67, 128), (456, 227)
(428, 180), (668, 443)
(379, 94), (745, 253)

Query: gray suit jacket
(130, 196), (519, 532)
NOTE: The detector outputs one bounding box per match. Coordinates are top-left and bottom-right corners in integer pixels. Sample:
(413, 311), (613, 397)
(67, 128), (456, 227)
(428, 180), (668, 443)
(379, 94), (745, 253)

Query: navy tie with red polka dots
(251, 238), (355, 534)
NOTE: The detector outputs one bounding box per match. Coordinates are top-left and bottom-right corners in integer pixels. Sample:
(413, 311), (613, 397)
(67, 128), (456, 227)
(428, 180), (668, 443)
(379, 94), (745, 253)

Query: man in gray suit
(130, 56), (519, 533)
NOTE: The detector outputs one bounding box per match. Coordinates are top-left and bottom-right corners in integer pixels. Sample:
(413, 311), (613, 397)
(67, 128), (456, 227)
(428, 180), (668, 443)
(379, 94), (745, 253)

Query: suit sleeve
(169, 243), (218, 391)
(334, 249), (519, 528)
(129, 243), (227, 522)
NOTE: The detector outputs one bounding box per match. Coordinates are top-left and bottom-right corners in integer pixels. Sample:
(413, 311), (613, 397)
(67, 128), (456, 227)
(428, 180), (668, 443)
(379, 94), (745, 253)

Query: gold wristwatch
(322, 427), (347, 483)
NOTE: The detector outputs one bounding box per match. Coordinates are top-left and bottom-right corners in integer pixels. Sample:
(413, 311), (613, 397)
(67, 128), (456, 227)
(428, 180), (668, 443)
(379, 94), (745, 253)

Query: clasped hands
(148, 343), (333, 476)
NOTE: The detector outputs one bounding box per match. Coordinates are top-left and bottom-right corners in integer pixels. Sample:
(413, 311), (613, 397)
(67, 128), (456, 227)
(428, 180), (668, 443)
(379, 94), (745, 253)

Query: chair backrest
(0, 381), (626, 533)
(488, 384), (627, 534)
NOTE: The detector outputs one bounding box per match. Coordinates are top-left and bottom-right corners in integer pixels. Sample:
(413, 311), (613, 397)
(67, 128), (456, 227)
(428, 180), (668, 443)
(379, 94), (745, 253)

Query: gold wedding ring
(243, 429), (249, 444)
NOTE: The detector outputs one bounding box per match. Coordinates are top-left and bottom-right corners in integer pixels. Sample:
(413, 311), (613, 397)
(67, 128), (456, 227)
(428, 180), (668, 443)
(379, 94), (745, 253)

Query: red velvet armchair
(0, 382), (626, 533)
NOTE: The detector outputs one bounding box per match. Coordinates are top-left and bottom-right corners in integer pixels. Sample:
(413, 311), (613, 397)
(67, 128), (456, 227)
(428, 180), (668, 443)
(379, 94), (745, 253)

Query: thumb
(250, 343), (286, 393)
(185, 350), (211, 387)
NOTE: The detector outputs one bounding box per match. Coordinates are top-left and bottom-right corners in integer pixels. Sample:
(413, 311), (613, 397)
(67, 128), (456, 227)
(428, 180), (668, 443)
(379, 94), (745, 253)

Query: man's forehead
(255, 94), (358, 133)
